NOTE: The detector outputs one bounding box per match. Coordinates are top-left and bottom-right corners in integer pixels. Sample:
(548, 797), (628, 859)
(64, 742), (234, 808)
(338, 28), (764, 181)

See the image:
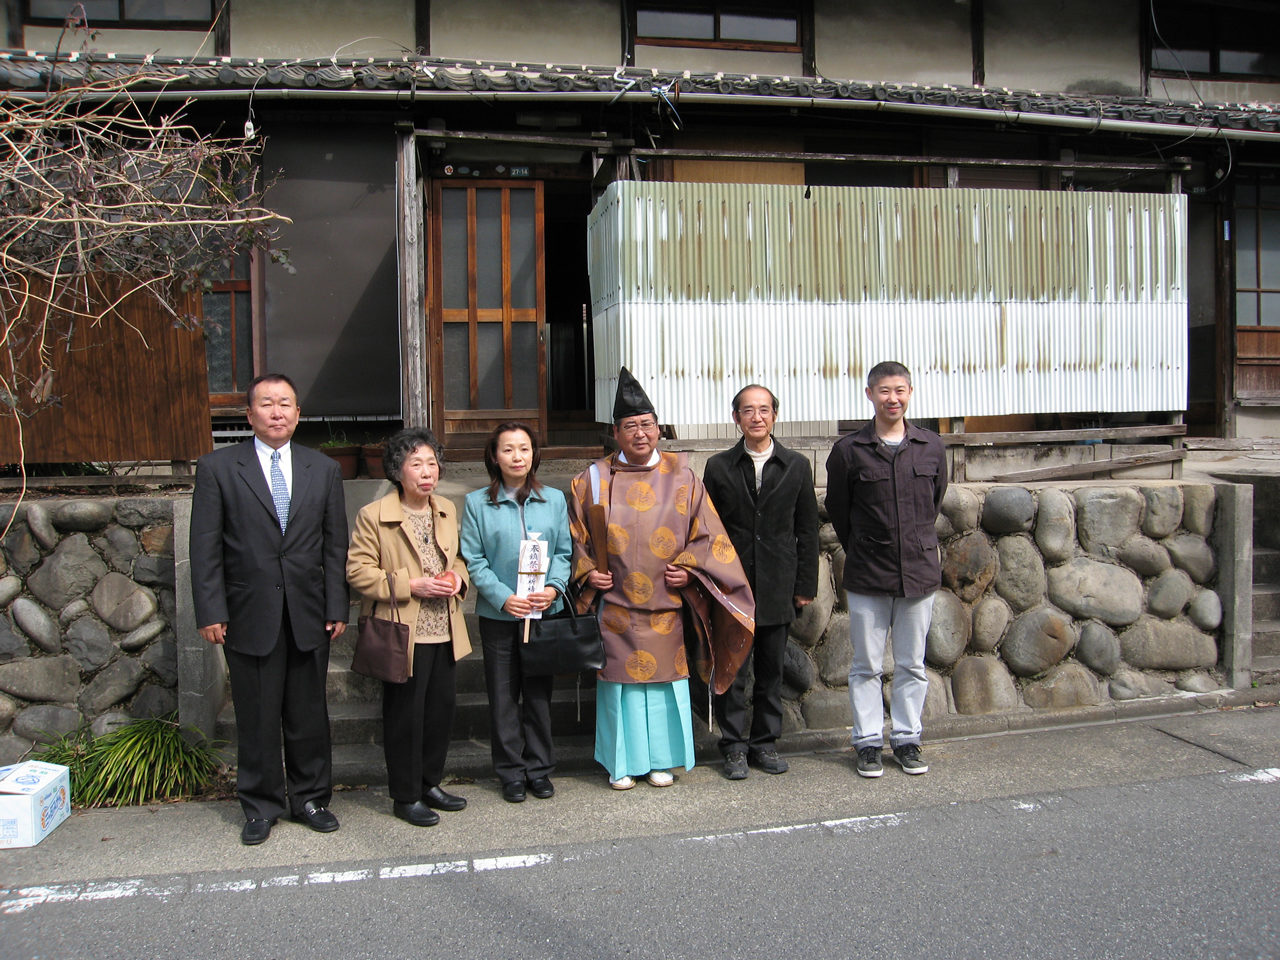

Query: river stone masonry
(778, 482), (1227, 736)
(0, 498), (179, 764)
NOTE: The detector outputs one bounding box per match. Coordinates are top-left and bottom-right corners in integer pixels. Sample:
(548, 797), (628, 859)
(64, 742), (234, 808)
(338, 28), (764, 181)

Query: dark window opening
(203, 249), (256, 413)
(26, 0), (215, 28)
(1149, 1), (1280, 81)
(634, 2), (800, 52)
(1234, 171), (1280, 328)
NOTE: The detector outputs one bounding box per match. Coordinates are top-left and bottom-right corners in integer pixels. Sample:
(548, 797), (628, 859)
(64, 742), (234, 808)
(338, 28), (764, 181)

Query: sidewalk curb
(420, 684), (1280, 784)
(740, 683), (1280, 761)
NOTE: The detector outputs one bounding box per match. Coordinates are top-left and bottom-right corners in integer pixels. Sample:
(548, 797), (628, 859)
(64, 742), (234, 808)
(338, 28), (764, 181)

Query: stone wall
(781, 481), (1240, 736)
(0, 498), (179, 764)
(0, 478), (1253, 761)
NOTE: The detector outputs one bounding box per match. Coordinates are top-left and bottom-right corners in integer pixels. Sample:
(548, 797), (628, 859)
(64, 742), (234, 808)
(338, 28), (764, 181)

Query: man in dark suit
(703, 384), (819, 780)
(190, 373), (349, 845)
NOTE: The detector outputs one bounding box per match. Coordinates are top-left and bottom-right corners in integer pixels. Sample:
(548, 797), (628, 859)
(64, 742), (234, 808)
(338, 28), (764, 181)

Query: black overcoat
(703, 437), (819, 626)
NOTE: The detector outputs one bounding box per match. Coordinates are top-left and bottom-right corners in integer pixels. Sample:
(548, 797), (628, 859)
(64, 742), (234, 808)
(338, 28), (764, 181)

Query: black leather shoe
(292, 801), (340, 833)
(527, 776), (555, 799)
(392, 800), (440, 827)
(501, 780), (527, 803)
(241, 818), (275, 845)
(423, 785), (467, 812)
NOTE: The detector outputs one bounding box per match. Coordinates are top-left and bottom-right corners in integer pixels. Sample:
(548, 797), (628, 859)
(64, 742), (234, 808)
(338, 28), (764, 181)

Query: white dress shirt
(253, 437), (293, 496)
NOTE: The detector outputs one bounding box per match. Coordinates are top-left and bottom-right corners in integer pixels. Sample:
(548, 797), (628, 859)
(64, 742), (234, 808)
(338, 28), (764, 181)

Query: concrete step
(1253, 583), (1280, 622)
(216, 685), (598, 752)
(331, 734), (605, 787)
(329, 645), (489, 697)
(1253, 619), (1280, 658)
(450, 689), (596, 741)
(1255, 547), (1280, 584)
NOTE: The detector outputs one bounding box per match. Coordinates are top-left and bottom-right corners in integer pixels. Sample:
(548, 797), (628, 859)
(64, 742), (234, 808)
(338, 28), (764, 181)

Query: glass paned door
(431, 182), (546, 448)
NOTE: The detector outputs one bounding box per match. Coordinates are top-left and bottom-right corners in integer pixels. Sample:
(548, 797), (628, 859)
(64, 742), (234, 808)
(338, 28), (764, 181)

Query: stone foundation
(0, 498), (179, 764)
(0, 476), (1253, 757)
(770, 480), (1247, 738)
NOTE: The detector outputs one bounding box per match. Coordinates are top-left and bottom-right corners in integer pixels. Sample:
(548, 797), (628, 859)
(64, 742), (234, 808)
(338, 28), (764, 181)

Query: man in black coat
(189, 373), (349, 845)
(703, 384), (819, 779)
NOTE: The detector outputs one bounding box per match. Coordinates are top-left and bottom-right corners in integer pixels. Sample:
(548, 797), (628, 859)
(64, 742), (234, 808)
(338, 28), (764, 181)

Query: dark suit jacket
(703, 437), (819, 626)
(190, 439), (349, 656)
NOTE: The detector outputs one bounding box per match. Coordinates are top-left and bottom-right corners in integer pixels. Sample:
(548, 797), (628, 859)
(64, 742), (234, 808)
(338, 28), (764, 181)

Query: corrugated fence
(587, 181), (1187, 424)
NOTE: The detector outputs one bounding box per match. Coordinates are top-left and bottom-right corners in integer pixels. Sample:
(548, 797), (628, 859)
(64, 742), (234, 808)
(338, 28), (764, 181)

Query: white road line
(3, 765), (1276, 916)
(679, 811), (906, 844)
(306, 869), (371, 884)
(379, 861), (468, 879)
(0, 850), (554, 915)
(474, 854), (553, 871)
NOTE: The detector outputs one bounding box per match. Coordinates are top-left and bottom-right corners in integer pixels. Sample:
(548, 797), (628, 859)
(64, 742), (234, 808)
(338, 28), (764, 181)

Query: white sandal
(609, 775), (635, 790)
(646, 770), (674, 787)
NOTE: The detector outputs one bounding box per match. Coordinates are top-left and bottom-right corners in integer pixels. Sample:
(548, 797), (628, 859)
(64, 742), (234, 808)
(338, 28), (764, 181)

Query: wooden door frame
(428, 179), (547, 447)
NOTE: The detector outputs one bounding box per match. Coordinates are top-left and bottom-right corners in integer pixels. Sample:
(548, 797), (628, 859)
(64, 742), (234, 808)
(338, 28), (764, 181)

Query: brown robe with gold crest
(568, 451), (755, 695)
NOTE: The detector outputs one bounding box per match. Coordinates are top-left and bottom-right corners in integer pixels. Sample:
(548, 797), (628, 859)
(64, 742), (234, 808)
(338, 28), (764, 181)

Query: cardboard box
(0, 760), (71, 848)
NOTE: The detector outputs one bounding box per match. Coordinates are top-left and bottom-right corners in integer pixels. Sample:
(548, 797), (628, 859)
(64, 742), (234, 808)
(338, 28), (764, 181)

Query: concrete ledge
(174, 498), (226, 740)
(767, 684), (1280, 758)
(1215, 482), (1254, 688)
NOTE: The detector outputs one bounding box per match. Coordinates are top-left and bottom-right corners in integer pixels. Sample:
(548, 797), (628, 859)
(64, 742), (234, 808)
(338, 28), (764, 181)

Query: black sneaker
(748, 748), (789, 775)
(856, 746), (883, 778)
(892, 743), (928, 775)
(723, 750), (749, 780)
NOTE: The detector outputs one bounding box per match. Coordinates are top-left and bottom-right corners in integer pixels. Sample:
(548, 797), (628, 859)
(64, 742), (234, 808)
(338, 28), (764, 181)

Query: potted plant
(319, 431), (359, 480)
(361, 438), (387, 479)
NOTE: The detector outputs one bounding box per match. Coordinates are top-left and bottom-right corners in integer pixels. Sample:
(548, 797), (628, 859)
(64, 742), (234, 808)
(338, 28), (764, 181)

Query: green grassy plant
(35, 715), (223, 808)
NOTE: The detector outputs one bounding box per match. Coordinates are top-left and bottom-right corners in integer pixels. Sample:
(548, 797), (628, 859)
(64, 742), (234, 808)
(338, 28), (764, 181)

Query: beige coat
(347, 490), (472, 667)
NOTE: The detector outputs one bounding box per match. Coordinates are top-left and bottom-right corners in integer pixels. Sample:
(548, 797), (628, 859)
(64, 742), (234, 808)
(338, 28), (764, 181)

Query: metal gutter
(9, 85), (1280, 142)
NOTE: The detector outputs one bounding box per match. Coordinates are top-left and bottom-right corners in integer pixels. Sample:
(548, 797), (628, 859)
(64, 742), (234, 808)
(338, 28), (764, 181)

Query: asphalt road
(4, 706), (1279, 960)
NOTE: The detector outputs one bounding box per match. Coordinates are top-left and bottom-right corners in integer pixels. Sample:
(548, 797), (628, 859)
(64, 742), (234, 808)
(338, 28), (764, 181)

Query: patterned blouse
(403, 504), (450, 645)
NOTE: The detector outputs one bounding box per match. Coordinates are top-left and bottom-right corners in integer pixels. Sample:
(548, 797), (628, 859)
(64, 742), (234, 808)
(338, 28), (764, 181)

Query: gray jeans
(846, 592), (936, 749)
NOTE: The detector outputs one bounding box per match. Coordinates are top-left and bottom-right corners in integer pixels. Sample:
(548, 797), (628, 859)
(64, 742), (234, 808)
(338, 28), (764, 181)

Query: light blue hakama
(594, 679), (696, 780)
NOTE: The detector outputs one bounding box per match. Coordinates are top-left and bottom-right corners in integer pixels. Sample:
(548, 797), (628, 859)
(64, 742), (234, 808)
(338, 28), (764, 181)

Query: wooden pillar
(397, 126), (428, 427)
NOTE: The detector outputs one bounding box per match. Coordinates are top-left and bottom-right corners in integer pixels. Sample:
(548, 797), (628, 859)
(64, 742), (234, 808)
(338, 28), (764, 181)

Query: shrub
(36, 715), (223, 808)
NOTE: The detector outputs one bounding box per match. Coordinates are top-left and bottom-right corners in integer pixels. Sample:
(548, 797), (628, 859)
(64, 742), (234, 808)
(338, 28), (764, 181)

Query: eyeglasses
(736, 406), (774, 418)
(619, 418), (658, 435)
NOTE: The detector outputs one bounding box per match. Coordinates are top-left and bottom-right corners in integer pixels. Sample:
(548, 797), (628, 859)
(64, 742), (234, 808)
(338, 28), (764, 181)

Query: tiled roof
(2, 50), (1277, 133)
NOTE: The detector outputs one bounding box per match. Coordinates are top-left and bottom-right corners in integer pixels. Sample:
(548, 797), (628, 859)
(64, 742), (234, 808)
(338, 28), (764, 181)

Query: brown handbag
(350, 571), (410, 683)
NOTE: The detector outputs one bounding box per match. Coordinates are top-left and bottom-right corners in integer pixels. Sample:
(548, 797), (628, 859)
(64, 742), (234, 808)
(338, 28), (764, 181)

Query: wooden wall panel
(0, 277), (213, 463)
(1235, 328), (1280, 401)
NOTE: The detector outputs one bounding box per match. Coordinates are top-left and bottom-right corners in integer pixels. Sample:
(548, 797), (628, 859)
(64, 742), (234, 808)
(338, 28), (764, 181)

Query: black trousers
(479, 617), (555, 784)
(716, 622), (788, 754)
(382, 642), (456, 804)
(224, 612), (332, 822)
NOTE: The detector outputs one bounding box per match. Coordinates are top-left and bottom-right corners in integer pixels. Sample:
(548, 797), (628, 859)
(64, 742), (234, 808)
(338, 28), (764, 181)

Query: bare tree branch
(0, 68), (290, 423)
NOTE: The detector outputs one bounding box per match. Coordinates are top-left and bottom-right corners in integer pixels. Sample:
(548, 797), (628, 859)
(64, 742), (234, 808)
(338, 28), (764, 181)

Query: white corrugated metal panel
(586, 181), (1187, 425)
(592, 301), (1186, 424)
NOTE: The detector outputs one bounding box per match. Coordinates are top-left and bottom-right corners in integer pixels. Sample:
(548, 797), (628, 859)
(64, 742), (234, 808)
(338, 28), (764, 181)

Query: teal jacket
(460, 484), (572, 622)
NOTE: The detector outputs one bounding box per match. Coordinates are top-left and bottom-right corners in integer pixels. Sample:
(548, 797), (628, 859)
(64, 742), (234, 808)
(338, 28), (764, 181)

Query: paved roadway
(3, 705), (1278, 960)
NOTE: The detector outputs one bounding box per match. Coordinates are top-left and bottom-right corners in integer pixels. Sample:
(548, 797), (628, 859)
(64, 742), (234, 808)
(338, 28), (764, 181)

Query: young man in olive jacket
(703, 384), (819, 779)
(824, 361), (947, 779)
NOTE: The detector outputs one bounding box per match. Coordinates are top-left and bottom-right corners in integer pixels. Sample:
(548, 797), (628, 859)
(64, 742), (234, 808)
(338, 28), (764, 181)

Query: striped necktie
(269, 449), (289, 534)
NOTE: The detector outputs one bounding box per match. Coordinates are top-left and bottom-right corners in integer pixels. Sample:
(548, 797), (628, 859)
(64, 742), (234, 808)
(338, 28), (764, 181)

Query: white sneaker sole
(856, 766), (883, 779)
(893, 756), (929, 774)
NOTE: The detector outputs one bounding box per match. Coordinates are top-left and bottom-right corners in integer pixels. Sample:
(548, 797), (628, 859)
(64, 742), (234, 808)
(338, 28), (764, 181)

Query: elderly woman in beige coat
(347, 427), (471, 827)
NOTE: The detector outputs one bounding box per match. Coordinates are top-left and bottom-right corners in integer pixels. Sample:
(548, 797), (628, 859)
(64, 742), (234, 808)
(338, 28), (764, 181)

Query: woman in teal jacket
(460, 422), (572, 803)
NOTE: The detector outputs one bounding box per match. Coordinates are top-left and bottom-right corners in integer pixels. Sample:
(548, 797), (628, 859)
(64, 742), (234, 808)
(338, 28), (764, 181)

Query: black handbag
(521, 593), (604, 676)
(350, 572), (410, 684)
